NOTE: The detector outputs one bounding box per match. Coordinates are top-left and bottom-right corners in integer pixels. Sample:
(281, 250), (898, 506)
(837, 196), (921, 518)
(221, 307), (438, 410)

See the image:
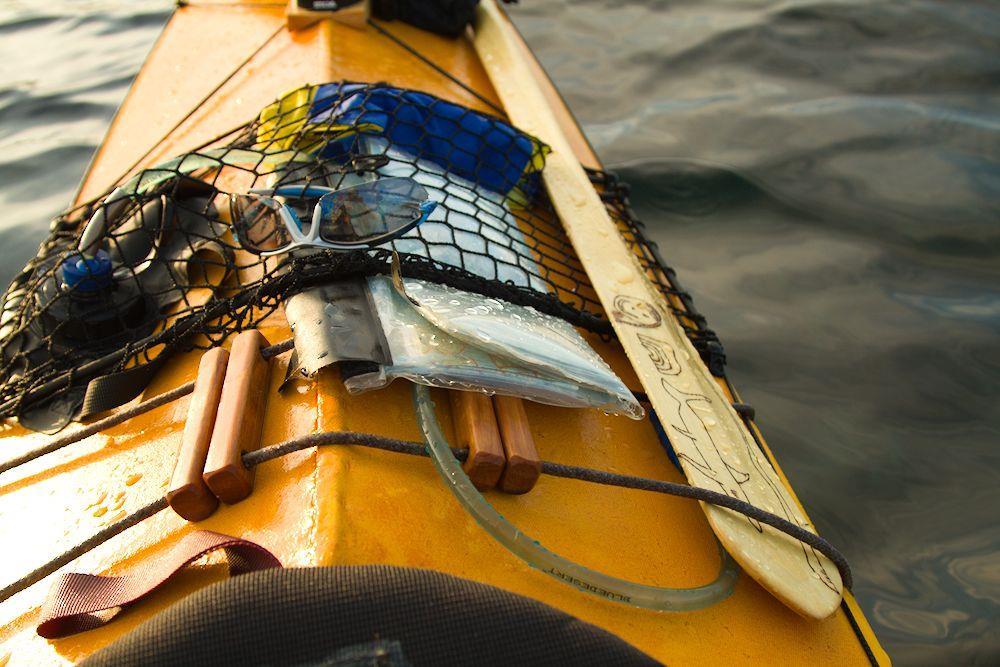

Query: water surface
(0, 1), (997, 663)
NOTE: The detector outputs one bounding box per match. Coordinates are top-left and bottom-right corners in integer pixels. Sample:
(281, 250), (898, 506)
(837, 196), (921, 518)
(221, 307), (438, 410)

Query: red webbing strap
(37, 530), (282, 639)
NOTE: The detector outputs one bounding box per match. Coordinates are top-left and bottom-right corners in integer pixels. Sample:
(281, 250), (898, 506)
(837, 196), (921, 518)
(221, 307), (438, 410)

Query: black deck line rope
(537, 460), (853, 590)
(0, 383), (194, 476)
(367, 18), (507, 117)
(0, 339), (294, 476)
(0, 496), (169, 606)
(0, 428), (853, 608)
(242, 431), (444, 467)
(55, 118), (254, 234)
(117, 24), (284, 182)
(245, 432), (853, 590)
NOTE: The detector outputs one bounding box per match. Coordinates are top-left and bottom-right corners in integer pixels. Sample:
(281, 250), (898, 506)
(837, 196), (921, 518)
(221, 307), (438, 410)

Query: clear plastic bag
(345, 276), (643, 419)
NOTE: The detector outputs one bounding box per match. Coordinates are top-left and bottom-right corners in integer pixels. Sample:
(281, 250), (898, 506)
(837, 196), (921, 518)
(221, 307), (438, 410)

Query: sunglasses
(229, 176), (437, 256)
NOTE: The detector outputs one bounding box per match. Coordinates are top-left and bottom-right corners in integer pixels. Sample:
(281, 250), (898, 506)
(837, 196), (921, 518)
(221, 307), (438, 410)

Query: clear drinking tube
(412, 384), (740, 611)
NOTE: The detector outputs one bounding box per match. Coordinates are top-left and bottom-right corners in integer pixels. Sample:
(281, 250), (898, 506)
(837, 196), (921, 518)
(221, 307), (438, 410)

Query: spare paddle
(472, 0), (843, 619)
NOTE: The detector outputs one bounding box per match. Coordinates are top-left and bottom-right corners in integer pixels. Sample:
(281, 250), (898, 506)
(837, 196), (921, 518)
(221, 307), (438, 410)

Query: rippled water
(0, 1), (997, 663)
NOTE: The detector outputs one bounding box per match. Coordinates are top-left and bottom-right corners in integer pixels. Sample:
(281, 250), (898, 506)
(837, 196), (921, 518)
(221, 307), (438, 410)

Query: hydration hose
(412, 384), (740, 611)
(1, 377), (853, 610)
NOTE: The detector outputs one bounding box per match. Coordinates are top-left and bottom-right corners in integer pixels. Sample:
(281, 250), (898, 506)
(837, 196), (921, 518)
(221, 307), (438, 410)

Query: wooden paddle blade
(473, 0), (843, 619)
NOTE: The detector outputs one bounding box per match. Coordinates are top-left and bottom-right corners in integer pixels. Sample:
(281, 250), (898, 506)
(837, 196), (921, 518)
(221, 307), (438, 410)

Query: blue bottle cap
(61, 250), (113, 292)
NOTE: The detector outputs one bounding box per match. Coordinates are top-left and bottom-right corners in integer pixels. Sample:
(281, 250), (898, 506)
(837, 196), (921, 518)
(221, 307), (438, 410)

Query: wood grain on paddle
(473, 0), (843, 619)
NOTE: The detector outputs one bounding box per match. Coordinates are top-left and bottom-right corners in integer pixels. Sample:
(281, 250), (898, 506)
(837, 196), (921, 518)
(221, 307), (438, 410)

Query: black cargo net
(590, 170), (726, 377)
(0, 82), (723, 432)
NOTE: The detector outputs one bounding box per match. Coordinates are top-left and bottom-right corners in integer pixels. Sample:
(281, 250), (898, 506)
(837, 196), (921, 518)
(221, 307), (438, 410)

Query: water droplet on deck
(86, 490), (108, 509)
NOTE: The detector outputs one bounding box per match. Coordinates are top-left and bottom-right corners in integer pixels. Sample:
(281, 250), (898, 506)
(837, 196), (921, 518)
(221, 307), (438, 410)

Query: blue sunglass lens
(316, 178), (431, 246)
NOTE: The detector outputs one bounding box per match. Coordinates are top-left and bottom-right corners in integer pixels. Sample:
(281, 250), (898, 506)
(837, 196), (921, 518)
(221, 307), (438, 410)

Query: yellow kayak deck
(0, 3), (888, 664)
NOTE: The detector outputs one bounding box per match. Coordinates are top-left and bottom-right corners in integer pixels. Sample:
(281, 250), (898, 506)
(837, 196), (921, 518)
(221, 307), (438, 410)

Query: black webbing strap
(79, 352), (172, 421)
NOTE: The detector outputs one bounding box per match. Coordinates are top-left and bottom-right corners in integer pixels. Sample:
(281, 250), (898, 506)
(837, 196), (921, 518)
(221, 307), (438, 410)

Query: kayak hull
(0, 4), (888, 664)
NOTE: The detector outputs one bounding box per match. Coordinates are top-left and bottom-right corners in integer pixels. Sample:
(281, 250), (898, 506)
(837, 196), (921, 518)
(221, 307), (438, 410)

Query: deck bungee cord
(413, 384), (740, 611)
(0, 339), (295, 475)
(114, 24), (286, 186)
(0, 372), (853, 610)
